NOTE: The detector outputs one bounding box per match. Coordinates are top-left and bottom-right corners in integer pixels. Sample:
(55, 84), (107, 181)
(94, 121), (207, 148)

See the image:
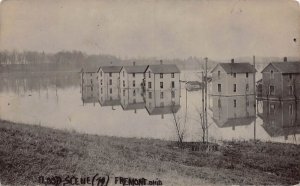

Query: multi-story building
(211, 60), (256, 96)
(260, 60), (300, 101)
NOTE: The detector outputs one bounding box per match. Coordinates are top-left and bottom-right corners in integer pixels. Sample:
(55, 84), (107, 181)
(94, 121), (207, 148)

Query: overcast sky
(0, 0), (299, 59)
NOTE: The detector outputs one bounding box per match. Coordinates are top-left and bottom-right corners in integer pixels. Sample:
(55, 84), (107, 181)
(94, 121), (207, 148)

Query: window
(233, 73), (236, 78)
(109, 79), (112, 85)
(160, 92), (164, 99)
(246, 99), (249, 107)
(160, 73), (163, 78)
(100, 80), (102, 85)
(100, 71), (102, 77)
(246, 73), (248, 78)
(91, 86), (93, 91)
(270, 70), (274, 79)
(234, 99), (237, 108)
(149, 92), (152, 99)
(109, 72), (112, 77)
(171, 73), (174, 78)
(171, 81), (175, 88)
(269, 85), (275, 95)
(90, 73), (93, 76)
(123, 80), (125, 87)
(289, 104), (293, 115)
(101, 88), (103, 94)
(289, 86), (293, 95)
(289, 74), (293, 80)
(171, 91), (175, 98)
(110, 88), (112, 94)
(123, 89), (125, 96)
(218, 84), (221, 92)
(160, 82), (163, 89)
(148, 71), (151, 78)
(133, 89), (136, 96)
(218, 71), (221, 78)
(233, 84), (236, 92)
(148, 82), (152, 89)
(123, 71), (125, 77)
(133, 73), (135, 78)
(218, 99), (221, 108)
(246, 84), (249, 91)
(91, 79), (93, 84)
(133, 80), (135, 87)
(269, 104), (275, 114)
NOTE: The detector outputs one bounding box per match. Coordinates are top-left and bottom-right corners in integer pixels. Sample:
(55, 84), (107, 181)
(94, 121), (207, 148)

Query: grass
(0, 119), (300, 185)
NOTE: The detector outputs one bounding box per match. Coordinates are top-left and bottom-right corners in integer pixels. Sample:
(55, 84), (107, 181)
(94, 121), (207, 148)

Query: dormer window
(218, 71), (221, 78)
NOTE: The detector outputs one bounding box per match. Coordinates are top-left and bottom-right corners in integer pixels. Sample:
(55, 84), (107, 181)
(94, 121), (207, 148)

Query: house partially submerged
(81, 67), (99, 87)
(98, 66), (122, 107)
(260, 60), (300, 100)
(120, 63), (147, 89)
(144, 64), (180, 92)
(211, 60), (256, 96)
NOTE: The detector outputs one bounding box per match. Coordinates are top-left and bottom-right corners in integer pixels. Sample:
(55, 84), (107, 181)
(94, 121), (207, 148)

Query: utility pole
(202, 72), (205, 141)
(204, 57), (208, 143)
(253, 55), (256, 141)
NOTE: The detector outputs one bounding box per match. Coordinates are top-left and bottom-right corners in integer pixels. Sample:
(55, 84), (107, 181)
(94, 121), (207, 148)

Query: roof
(262, 62), (300, 74)
(262, 123), (300, 137)
(123, 65), (148, 74)
(211, 63), (257, 74)
(146, 64), (180, 74)
(98, 66), (122, 73)
(81, 67), (98, 73)
(146, 105), (180, 115)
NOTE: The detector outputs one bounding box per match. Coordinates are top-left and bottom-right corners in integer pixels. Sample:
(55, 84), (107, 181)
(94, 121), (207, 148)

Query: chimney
(231, 58), (234, 63)
(283, 57), (287, 62)
(160, 59), (163, 65)
(133, 61), (136, 66)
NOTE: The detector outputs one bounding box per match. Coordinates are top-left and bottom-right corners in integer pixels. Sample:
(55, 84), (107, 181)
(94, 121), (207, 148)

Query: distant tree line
(0, 50), (214, 73)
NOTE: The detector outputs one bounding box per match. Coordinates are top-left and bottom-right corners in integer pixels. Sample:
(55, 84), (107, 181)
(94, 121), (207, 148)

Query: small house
(211, 60), (256, 96)
(81, 67), (99, 87)
(144, 64), (180, 92)
(261, 60), (300, 100)
(120, 63), (147, 89)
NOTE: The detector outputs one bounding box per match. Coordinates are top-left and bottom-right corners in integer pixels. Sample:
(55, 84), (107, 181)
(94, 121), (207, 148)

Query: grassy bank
(0, 120), (300, 185)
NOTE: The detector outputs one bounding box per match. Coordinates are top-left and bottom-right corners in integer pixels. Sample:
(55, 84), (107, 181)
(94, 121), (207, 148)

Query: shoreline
(0, 119), (299, 185)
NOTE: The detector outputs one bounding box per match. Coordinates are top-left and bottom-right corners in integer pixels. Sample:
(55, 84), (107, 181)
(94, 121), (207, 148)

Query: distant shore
(0, 119), (299, 185)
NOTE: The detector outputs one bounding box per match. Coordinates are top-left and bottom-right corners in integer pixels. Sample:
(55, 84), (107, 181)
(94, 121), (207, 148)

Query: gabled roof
(261, 62), (300, 74)
(122, 65), (148, 74)
(98, 66), (122, 73)
(146, 64), (180, 74)
(211, 63), (257, 74)
(81, 67), (98, 73)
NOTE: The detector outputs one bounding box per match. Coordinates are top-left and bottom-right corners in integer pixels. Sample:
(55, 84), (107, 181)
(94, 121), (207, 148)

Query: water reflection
(120, 88), (145, 113)
(212, 95), (256, 130)
(259, 100), (300, 139)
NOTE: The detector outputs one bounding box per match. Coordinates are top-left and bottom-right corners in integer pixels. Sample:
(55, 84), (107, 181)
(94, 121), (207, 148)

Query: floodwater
(0, 71), (299, 144)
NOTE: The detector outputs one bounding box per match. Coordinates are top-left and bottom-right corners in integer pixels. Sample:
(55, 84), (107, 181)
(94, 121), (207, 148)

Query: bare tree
(171, 103), (186, 147)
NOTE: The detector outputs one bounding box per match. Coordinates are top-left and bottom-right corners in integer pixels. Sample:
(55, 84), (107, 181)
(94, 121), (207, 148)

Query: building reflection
(81, 81), (99, 106)
(144, 88), (180, 119)
(260, 100), (300, 140)
(120, 88), (145, 113)
(212, 95), (256, 130)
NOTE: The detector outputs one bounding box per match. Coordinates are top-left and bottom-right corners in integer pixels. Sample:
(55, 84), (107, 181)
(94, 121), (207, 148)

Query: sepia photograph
(0, 0), (300, 185)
